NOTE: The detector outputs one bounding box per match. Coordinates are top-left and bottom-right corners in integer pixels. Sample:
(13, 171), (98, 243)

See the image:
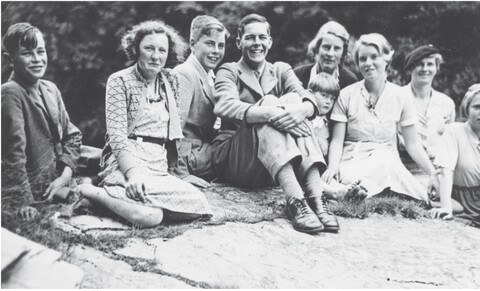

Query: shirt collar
(191, 54), (215, 77)
(9, 71), (40, 92)
(254, 61), (266, 78)
(310, 63), (339, 84)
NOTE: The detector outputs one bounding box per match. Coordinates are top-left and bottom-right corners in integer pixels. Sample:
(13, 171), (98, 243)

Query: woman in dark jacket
(294, 21), (357, 90)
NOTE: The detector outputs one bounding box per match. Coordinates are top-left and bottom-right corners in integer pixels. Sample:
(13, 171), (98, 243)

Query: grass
(1, 184), (434, 282)
(2, 187), (432, 254)
(331, 195), (430, 219)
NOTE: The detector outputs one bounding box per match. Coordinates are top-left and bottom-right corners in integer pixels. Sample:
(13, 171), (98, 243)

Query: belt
(129, 135), (166, 146)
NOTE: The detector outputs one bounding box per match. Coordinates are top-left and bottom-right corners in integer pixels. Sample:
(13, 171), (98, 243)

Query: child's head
(308, 72), (340, 116)
(2, 23), (47, 83)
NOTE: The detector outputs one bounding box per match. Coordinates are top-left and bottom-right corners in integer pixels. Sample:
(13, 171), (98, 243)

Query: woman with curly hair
(77, 20), (212, 227)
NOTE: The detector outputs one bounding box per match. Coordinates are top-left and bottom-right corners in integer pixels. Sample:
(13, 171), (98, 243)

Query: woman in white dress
(323, 33), (439, 201)
(398, 45), (455, 190)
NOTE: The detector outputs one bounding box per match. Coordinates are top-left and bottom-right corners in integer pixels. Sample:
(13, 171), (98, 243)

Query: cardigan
(102, 64), (183, 176)
(2, 73), (82, 205)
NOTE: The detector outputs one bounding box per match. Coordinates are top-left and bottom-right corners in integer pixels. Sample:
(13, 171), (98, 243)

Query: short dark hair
(121, 20), (187, 68)
(237, 14), (271, 39)
(2, 22), (42, 55)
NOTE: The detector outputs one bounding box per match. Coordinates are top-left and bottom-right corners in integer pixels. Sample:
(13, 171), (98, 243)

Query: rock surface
(113, 216), (480, 288)
(1, 228), (84, 289)
(52, 184), (480, 288)
(68, 245), (192, 289)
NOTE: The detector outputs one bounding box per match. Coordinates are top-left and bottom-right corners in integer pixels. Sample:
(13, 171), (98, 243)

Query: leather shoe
(307, 196), (340, 232)
(286, 197), (324, 234)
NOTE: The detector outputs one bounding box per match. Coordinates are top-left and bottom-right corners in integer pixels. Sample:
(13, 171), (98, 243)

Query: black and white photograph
(1, 1), (479, 288)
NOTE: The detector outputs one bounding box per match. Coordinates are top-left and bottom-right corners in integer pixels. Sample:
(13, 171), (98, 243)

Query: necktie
(208, 71), (215, 88)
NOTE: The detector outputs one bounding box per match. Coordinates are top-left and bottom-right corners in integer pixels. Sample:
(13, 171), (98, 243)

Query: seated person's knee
(279, 92), (302, 104)
(259, 94), (281, 106)
(127, 207), (164, 228)
(452, 199), (464, 214)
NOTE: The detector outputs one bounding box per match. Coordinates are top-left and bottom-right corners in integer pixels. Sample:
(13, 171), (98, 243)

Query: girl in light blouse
(430, 84), (480, 222)
(398, 45), (455, 191)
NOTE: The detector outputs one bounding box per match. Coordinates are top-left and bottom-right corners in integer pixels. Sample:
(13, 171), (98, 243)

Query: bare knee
(129, 207), (164, 228)
(76, 183), (100, 197)
(452, 199), (464, 214)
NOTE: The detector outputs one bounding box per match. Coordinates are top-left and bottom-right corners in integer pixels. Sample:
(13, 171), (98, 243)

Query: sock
(276, 163), (304, 203)
(303, 166), (325, 198)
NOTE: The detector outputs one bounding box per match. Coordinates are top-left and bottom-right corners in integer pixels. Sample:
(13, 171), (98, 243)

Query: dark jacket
(293, 63), (358, 90)
(2, 73), (82, 206)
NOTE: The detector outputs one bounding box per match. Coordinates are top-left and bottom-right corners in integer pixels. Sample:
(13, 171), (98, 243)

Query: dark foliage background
(2, 1), (480, 147)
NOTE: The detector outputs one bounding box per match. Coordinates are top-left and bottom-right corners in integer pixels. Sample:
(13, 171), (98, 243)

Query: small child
(2, 23), (82, 221)
(308, 73), (367, 200)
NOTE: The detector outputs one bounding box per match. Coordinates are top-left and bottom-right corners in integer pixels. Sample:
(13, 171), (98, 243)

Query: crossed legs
(77, 184), (164, 228)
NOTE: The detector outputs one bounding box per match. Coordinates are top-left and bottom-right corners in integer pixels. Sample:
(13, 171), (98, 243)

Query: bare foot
(344, 182), (368, 201)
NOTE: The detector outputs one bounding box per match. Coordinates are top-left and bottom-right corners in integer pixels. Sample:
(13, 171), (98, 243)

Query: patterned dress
(99, 65), (212, 216)
(330, 81), (428, 201)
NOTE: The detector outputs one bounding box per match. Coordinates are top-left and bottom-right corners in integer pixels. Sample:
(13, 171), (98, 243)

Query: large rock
(114, 217), (480, 288)
(204, 185), (285, 223)
(53, 214), (130, 237)
(1, 228), (84, 289)
(69, 245), (193, 288)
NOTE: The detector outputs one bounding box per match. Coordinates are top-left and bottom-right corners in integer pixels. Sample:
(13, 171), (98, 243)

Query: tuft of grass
(330, 193), (429, 219)
(2, 201), (128, 256)
(210, 282), (240, 289)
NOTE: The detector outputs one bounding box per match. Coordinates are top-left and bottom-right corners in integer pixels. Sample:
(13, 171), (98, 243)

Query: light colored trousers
(212, 93), (326, 188)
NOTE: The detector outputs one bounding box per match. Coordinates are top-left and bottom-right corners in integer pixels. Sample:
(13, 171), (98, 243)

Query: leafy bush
(2, 2), (479, 146)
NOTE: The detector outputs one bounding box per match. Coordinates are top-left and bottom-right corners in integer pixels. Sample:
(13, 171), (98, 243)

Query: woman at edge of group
(430, 84), (480, 223)
(77, 20), (212, 228)
(323, 33), (439, 201)
(398, 44), (455, 191)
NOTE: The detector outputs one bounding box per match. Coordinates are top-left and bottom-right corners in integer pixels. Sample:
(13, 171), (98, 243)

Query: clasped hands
(268, 103), (312, 137)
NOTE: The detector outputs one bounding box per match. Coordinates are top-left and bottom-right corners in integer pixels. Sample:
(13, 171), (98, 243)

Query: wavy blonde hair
(460, 83), (480, 121)
(352, 33), (394, 67)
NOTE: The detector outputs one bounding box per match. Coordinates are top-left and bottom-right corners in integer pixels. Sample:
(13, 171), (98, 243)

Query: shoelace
(321, 197), (333, 215)
(294, 199), (312, 217)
